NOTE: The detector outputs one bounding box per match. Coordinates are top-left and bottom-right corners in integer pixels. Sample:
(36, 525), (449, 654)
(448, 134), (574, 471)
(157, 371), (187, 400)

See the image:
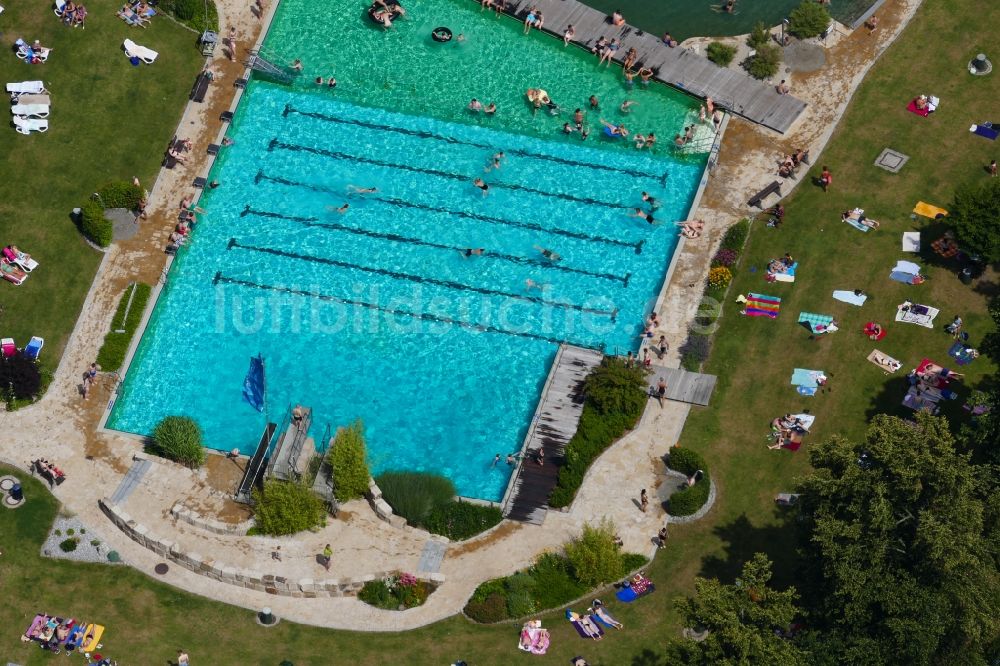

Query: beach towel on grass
(902, 232), (920, 252)
(798, 312), (837, 334)
(843, 215), (871, 232)
(791, 368), (826, 388)
(970, 124), (999, 140)
(895, 303), (939, 328)
(913, 201), (947, 218)
(907, 100), (930, 117)
(890, 260), (923, 284)
(832, 290), (867, 306)
(791, 413), (816, 431)
(570, 618), (605, 639)
(867, 349), (902, 373)
(948, 341), (977, 365)
(615, 582), (655, 603)
(744, 293), (781, 318)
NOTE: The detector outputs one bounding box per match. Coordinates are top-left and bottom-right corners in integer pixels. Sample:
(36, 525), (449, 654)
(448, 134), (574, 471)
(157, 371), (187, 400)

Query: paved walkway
(0, 0), (925, 633)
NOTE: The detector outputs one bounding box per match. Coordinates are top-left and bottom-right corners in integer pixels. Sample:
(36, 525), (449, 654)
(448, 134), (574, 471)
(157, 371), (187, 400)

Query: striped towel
(798, 311), (836, 334)
(744, 293), (781, 318)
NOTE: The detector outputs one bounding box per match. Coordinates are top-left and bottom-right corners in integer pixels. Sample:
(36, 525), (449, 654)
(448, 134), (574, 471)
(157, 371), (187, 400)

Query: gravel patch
(41, 515), (121, 565)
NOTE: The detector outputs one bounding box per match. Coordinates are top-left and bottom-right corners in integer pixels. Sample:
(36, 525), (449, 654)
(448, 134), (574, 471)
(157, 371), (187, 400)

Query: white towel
(832, 290), (867, 306)
(902, 232), (920, 252)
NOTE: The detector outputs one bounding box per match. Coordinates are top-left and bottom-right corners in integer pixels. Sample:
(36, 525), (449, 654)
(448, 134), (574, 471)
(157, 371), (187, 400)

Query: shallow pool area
(107, 0), (709, 501)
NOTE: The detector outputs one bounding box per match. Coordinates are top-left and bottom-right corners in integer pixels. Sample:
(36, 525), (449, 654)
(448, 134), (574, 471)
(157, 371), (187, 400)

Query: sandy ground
(0, 0), (922, 631)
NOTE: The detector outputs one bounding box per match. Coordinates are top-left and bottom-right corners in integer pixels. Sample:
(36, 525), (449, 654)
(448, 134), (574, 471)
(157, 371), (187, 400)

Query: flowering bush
(712, 248), (738, 267)
(707, 266), (733, 289)
(360, 572), (433, 610)
(399, 572), (418, 587)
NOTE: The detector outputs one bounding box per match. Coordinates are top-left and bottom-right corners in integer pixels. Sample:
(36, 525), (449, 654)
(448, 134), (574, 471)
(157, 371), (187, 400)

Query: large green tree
(797, 414), (1000, 665)
(951, 178), (1000, 263)
(663, 553), (808, 665)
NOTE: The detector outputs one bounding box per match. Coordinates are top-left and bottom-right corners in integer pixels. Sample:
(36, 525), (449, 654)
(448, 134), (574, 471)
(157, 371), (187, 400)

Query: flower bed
(357, 572), (435, 610)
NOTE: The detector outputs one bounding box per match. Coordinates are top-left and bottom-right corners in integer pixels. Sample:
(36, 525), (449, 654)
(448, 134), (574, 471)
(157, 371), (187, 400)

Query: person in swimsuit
(642, 192), (659, 209)
(484, 102), (496, 114)
(473, 177), (489, 195)
(620, 99), (638, 113)
(630, 208), (655, 224)
(589, 95), (600, 110)
(656, 377), (667, 406)
(468, 98), (483, 113)
(599, 118), (628, 137)
(639, 66), (654, 87)
(347, 185), (378, 194)
(645, 132), (656, 149)
(563, 24), (575, 46)
(523, 7), (537, 33)
(484, 151), (505, 172)
(533, 245), (560, 262)
(463, 248), (485, 257)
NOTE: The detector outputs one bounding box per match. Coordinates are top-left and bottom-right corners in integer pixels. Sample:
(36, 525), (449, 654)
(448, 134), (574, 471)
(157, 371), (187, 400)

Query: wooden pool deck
(646, 365), (717, 406)
(483, 0), (807, 134)
(502, 344), (604, 524)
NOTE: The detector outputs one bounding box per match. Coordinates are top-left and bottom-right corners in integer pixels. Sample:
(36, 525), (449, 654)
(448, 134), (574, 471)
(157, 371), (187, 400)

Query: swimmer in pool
(630, 208), (656, 224)
(347, 185), (378, 194)
(484, 151), (505, 172)
(473, 177), (490, 195)
(533, 245), (561, 262)
(326, 203), (350, 213)
(463, 248), (485, 257)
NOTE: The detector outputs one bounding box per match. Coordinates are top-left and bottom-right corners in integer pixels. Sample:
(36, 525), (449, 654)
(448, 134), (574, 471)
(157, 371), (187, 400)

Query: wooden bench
(190, 70), (212, 103)
(748, 180), (782, 208)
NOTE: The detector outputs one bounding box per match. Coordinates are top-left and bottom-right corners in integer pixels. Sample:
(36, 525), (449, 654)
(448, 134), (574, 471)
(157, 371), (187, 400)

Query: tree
(796, 415), (1000, 665)
(564, 518), (624, 587)
(664, 553), (808, 665)
(328, 420), (371, 501)
(149, 415), (206, 468)
(788, 1), (830, 38)
(582, 356), (648, 430)
(0, 351), (42, 401)
(951, 178), (1000, 263)
(252, 479), (325, 535)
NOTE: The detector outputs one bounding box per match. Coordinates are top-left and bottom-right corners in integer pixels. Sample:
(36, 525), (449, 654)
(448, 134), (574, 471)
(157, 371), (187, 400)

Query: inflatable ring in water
(432, 26), (453, 42)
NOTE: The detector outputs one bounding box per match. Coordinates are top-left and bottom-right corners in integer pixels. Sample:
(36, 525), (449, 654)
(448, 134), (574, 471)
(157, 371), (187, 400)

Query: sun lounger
(123, 38), (157, 63)
(1, 259), (28, 284)
(912, 201), (947, 218)
(7, 80), (47, 97)
(7, 248), (38, 272)
(25, 336), (44, 360)
(798, 312), (837, 334)
(743, 292), (781, 318)
(11, 103), (50, 118)
(902, 232), (920, 252)
(832, 290), (867, 306)
(867, 349), (901, 373)
(17, 46), (52, 63)
(895, 301), (938, 328)
(13, 116), (48, 134)
(970, 124), (998, 140)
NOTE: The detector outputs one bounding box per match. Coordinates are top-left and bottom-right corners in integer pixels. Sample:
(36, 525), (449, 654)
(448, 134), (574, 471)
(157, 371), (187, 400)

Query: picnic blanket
(913, 201), (947, 218)
(798, 311), (838, 334)
(791, 368), (826, 388)
(895, 302), (939, 328)
(970, 124), (999, 140)
(616, 581), (655, 602)
(832, 290), (867, 306)
(948, 341), (978, 366)
(867, 349), (902, 373)
(743, 293), (781, 318)
(902, 232), (920, 252)
(890, 260), (923, 284)
(903, 386), (939, 413)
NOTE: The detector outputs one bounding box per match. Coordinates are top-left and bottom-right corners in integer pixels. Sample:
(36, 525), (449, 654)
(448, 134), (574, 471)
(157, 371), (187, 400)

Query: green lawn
(2, 1), (998, 664)
(0, 1), (203, 370)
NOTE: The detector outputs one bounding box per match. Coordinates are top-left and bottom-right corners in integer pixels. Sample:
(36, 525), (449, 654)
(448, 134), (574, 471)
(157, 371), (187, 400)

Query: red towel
(906, 100), (929, 117)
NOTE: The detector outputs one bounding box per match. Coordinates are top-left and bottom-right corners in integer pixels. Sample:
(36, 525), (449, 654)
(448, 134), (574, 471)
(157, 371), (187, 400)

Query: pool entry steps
(502, 345), (604, 524)
(475, 0), (807, 133)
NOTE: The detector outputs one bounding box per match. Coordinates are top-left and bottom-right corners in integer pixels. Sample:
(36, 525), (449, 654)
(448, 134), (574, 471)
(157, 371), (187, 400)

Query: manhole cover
(154, 563), (169, 574)
(874, 148), (909, 173)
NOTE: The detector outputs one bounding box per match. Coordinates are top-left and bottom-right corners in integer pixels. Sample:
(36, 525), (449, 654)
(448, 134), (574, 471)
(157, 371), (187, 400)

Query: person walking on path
(322, 543), (333, 571)
(639, 488), (648, 512)
(271, 545), (282, 561)
(177, 650), (190, 666)
(82, 362), (99, 400)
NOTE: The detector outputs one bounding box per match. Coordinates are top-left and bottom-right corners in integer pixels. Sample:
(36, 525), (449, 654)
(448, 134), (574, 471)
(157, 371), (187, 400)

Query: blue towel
(791, 368), (824, 388)
(972, 124), (999, 140)
(843, 216), (871, 232)
(797, 386), (818, 396)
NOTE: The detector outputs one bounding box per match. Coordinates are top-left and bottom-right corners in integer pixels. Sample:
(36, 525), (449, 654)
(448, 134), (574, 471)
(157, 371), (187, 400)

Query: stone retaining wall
(100, 499), (445, 597)
(170, 501), (255, 536)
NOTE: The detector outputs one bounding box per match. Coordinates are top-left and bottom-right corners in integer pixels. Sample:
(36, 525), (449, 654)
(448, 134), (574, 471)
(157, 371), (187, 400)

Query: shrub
(584, 356), (648, 422)
(148, 415), (206, 467)
(720, 219), (751, 251)
(97, 181), (143, 210)
(251, 479), (326, 536)
(706, 42), (737, 67)
(358, 580), (392, 607)
(67, 528), (75, 536)
(678, 330), (711, 371)
(464, 592), (508, 623)
(565, 519), (625, 587)
(80, 200), (112, 247)
(376, 471), (455, 526)
(529, 553), (588, 609)
(743, 44), (782, 80)
(667, 446), (708, 476)
(90, 539), (101, 547)
(358, 574), (432, 610)
(622, 553), (649, 573)
(747, 21), (770, 49)
(0, 351), (42, 402)
(160, 0), (218, 31)
(712, 248), (738, 268)
(328, 420), (371, 502)
(669, 478), (711, 516)
(707, 266), (733, 289)
(59, 538), (78, 552)
(788, 1), (831, 38)
(96, 282), (152, 371)
(506, 589), (537, 618)
(425, 501), (502, 540)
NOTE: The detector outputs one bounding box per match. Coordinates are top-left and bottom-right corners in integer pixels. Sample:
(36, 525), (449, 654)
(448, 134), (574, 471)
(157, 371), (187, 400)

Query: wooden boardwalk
(646, 366), (717, 406)
(485, 0), (807, 133)
(502, 344), (604, 524)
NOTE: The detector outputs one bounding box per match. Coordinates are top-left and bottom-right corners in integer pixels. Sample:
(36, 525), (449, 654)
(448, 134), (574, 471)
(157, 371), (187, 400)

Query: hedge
(251, 479), (326, 535)
(149, 415), (206, 468)
(328, 420), (371, 502)
(378, 471), (503, 540)
(159, 0), (219, 32)
(425, 501), (503, 541)
(96, 283), (152, 371)
(97, 181), (143, 210)
(666, 447), (711, 516)
(666, 446), (708, 477)
(80, 200), (112, 247)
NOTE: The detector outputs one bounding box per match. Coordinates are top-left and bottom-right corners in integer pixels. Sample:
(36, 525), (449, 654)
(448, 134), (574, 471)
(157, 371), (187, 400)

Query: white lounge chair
(123, 39), (158, 64)
(16, 46), (52, 63)
(13, 93), (50, 106)
(11, 103), (49, 118)
(54, 0), (66, 15)
(13, 116), (48, 134)
(7, 81), (47, 97)
(8, 248), (38, 272)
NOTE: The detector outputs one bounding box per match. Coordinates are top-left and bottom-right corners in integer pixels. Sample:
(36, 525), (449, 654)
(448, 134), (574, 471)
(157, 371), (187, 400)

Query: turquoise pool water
(107, 0), (708, 501)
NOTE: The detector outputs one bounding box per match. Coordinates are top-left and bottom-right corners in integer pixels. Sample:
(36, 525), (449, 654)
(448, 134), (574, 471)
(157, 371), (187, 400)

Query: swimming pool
(107, 0), (708, 501)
